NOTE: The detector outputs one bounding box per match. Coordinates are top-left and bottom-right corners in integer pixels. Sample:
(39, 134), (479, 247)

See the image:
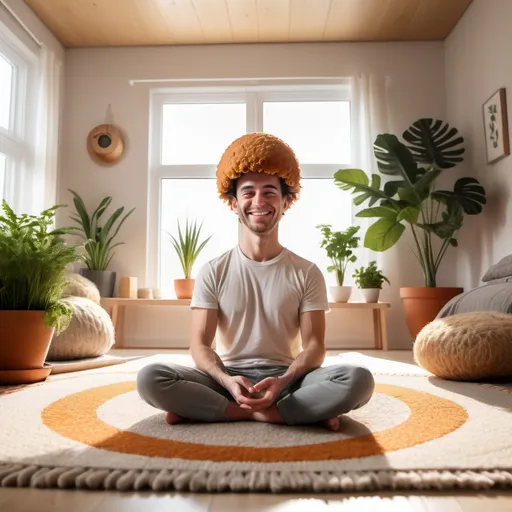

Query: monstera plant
(334, 118), (487, 337)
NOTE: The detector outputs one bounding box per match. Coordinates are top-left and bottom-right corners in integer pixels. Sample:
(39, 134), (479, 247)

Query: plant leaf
(373, 134), (423, 186)
(403, 118), (465, 169)
(364, 218), (406, 252)
(431, 177), (486, 215)
(397, 206), (420, 224)
(356, 206), (397, 218)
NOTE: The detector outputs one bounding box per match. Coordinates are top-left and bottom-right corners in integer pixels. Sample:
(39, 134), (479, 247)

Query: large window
(149, 85), (354, 295)
(0, 26), (34, 209)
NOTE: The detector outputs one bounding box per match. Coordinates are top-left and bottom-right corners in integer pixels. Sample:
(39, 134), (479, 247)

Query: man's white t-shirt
(190, 246), (330, 368)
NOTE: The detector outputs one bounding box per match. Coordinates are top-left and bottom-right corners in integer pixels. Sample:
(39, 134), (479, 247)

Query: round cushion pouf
(48, 297), (114, 361)
(63, 273), (100, 304)
(414, 311), (512, 381)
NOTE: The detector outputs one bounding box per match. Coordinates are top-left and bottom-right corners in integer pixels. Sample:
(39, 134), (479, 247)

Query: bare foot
(321, 416), (341, 431)
(252, 404), (285, 424)
(165, 411), (185, 425)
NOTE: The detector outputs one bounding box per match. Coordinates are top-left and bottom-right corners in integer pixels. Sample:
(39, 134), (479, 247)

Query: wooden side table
(100, 298), (391, 350)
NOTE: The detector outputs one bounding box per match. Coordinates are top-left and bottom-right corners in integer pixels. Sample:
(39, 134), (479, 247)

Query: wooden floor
(1, 349), (511, 511)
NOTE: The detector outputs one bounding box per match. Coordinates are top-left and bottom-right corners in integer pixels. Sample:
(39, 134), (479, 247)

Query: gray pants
(137, 362), (375, 426)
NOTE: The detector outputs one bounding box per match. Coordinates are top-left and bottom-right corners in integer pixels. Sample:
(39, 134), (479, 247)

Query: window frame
(147, 83), (353, 289)
(0, 17), (39, 211)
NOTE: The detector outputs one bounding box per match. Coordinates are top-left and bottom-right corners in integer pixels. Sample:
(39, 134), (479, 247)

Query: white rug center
(97, 391), (410, 447)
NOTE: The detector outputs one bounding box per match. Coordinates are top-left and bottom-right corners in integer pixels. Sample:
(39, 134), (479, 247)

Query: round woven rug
(0, 356), (511, 492)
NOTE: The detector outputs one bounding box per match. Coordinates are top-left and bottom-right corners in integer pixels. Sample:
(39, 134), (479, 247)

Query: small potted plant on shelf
(68, 189), (135, 298)
(0, 200), (83, 384)
(353, 261), (390, 303)
(316, 224), (360, 303)
(168, 218), (212, 299)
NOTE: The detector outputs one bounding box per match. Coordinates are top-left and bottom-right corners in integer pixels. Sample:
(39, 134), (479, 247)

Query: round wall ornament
(86, 123), (124, 165)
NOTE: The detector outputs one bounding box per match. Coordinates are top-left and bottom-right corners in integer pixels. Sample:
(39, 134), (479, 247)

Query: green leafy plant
(68, 189), (135, 271)
(316, 224), (360, 286)
(353, 261), (390, 289)
(168, 218), (213, 279)
(0, 200), (83, 332)
(333, 118), (486, 287)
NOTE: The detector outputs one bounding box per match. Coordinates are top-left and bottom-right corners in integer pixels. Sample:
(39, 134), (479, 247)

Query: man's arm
(241, 310), (327, 410)
(189, 307), (229, 386)
(189, 307), (257, 402)
(278, 309), (327, 388)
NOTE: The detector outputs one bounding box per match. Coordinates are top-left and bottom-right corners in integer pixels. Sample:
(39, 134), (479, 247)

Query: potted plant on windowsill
(0, 200), (83, 384)
(68, 189), (135, 297)
(316, 224), (360, 303)
(168, 218), (212, 299)
(353, 261), (390, 303)
(334, 118), (486, 337)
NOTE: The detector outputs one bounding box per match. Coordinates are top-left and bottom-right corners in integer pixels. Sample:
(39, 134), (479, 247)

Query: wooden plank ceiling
(24, 0), (473, 48)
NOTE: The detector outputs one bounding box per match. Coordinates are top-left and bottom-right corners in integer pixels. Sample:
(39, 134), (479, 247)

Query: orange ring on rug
(41, 382), (468, 462)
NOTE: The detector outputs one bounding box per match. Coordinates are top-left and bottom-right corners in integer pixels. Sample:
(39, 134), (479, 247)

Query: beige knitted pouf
(62, 273), (100, 304)
(414, 311), (512, 381)
(48, 297), (114, 361)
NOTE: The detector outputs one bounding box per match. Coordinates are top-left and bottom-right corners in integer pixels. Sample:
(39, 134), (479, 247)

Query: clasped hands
(222, 375), (286, 411)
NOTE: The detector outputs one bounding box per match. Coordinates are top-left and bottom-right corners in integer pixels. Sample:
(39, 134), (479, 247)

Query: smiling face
(230, 172), (290, 236)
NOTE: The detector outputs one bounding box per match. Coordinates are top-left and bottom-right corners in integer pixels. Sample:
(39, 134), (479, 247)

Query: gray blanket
(437, 281), (512, 318)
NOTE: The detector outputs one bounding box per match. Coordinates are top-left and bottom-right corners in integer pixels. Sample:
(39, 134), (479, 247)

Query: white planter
(329, 285), (352, 303)
(361, 288), (380, 303)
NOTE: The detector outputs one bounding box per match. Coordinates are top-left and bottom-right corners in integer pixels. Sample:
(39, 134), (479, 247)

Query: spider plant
(68, 189), (135, 270)
(168, 218), (212, 279)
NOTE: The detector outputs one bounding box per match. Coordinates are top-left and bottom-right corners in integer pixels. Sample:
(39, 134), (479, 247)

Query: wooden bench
(100, 298), (391, 351)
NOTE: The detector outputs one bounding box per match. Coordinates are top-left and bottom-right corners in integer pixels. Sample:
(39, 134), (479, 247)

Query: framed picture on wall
(483, 87), (510, 164)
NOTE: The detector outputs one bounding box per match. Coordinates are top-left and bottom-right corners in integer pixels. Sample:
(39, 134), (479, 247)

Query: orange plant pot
(400, 287), (463, 340)
(0, 310), (55, 370)
(174, 279), (195, 299)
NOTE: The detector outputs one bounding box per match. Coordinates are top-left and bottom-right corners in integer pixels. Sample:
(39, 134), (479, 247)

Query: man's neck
(239, 232), (284, 262)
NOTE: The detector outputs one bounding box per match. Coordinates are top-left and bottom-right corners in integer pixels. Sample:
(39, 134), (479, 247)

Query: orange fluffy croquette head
(216, 132), (301, 205)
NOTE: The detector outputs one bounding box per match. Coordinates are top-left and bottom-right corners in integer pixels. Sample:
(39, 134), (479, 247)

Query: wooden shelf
(100, 298), (390, 309)
(100, 298), (391, 351)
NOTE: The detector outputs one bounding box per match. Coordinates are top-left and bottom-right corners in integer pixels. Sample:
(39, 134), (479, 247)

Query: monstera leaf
(373, 134), (423, 184)
(403, 119), (465, 169)
(431, 177), (487, 215)
(417, 201), (463, 240)
(333, 169), (388, 207)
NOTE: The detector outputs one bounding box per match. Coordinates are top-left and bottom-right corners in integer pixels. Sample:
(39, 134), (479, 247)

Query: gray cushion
(482, 254), (512, 282)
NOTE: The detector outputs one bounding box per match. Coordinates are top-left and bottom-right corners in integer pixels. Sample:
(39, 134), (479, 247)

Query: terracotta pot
(174, 279), (195, 299)
(0, 310), (55, 370)
(400, 287), (463, 339)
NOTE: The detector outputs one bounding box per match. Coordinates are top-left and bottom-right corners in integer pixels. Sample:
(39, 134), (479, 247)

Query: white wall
(445, 0), (512, 289)
(59, 42), (447, 349)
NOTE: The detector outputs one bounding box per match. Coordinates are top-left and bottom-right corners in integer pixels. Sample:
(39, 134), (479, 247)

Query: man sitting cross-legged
(137, 133), (375, 431)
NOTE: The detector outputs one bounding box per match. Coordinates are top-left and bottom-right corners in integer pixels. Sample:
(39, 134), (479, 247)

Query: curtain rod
(0, 0), (42, 47)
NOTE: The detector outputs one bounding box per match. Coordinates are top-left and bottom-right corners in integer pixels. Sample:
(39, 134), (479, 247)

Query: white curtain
(33, 45), (63, 212)
(350, 73), (392, 268)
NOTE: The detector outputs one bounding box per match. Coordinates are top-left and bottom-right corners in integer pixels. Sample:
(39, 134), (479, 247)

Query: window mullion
(254, 92), (263, 132)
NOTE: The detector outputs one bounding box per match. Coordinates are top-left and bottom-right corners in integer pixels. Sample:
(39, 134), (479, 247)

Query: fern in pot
(0, 200), (83, 382)
(353, 261), (390, 303)
(316, 224), (360, 303)
(168, 218), (212, 299)
(69, 189), (135, 297)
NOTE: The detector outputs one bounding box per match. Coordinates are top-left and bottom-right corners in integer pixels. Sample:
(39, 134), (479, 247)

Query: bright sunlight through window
(263, 101), (351, 163)
(160, 179), (239, 292)
(156, 92), (354, 295)
(161, 103), (246, 165)
(0, 53), (13, 131)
